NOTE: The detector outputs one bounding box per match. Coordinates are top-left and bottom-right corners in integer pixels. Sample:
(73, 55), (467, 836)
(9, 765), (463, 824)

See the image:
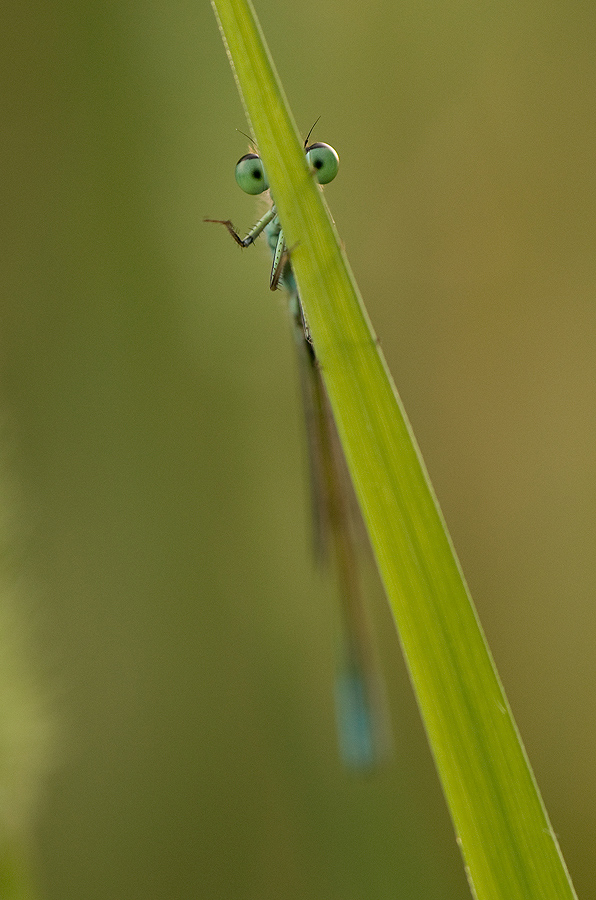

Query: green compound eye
(305, 142), (339, 185)
(235, 153), (269, 195)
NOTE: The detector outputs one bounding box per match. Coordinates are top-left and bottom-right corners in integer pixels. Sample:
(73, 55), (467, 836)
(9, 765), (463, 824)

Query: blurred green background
(2, 0), (596, 897)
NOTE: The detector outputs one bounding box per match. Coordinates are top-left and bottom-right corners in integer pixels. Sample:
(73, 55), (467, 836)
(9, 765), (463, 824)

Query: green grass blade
(208, 2), (578, 897)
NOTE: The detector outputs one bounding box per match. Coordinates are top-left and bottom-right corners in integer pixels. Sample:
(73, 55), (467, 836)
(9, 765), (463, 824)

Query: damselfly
(206, 131), (388, 768)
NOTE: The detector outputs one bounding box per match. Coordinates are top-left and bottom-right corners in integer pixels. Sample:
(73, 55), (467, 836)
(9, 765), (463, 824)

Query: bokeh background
(3, 0), (596, 897)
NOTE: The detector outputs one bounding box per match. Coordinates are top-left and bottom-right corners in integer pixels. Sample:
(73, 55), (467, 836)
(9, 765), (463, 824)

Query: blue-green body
(206, 139), (387, 769)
